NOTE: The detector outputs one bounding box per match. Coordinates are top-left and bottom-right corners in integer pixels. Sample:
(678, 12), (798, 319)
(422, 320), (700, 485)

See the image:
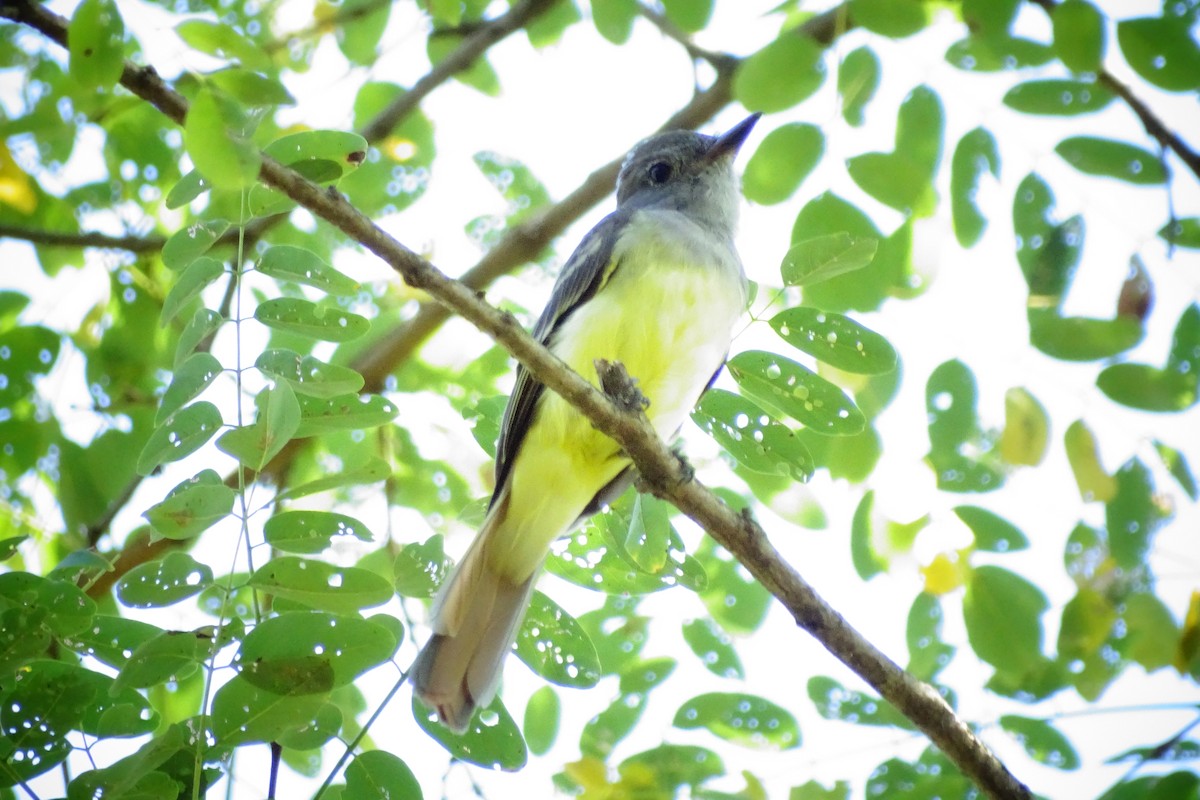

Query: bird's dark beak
(705, 112), (762, 162)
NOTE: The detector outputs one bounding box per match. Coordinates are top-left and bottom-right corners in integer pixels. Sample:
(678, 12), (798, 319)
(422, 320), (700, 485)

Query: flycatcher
(413, 113), (760, 732)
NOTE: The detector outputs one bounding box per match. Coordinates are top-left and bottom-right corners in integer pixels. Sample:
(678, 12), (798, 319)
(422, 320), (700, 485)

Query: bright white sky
(4, 0), (1200, 798)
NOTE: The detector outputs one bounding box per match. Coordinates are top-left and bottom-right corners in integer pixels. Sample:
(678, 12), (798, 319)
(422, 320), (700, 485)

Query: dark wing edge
(489, 210), (629, 506)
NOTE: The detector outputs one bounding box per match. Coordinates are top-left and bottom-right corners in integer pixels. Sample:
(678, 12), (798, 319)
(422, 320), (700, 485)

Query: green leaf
(849, 0), (927, 36)
(1028, 312), (1143, 362)
(1117, 15), (1200, 92)
(769, 307), (896, 374)
(514, 591), (601, 688)
(276, 456), (391, 502)
(619, 744), (724, 791)
(1119, 593), (1179, 671)
(143, 469), (235, 541)
(427, 35), (500, 95)
(156, 353), (222, 425)
(412, 694), (527, 770)
(1106, 458), (1167, 569)
(850, 491), (886, 579)
(807, 675), (915, 729)
(1154, 439), (1198, 500)
(113, 628), (216, 691)
(780, 232), (878, 287)
(1057, 587), (1116, 662)
(953, 506), (1029, 553)
(0, 572), (96, 637)
(697, 540), (770, 635)
(116, 552), (213, 609)
(945, 34), (1054, 72)
(1003, 78), (1114, 115)
(257, 246), (360, 295)
(175, 19), (270, 70)
(523, 686), (560, 757)
(592, 0), (637, 43)
(674, 692), (800, 750)
(1097, 304), (1200, 411)
(691, 389), (814, 482)
(625, 494), (673, 573)
(215, 383), (301, 470)
(263, 130), (368, 184)
(845, 84), (943, 217)
(184, 86), (261, 190)
(165, 170), (211, 209)
(238, 612), (399, 694)
(68, 0), (125, 91)
(162, 219), (230, 272)
(136, 401), (222, 476)
(963, 565), (1048, 674)
(742, 123), (823, 205)
(174, 308), (224, 368)
(999, 385), (1050, 466)
(248, 557), (393, 612)
(950, 127), (1000, 247)
(925, 359), (1004, 493)
(962, 0), (1019, 36)
(1055, 136), (1167, 184)
(1159, 217), (1200, 250)
(1052, 0), (1106, 73)
(61, 615), (157, 673)
(999, 715), (1081, 770)
(211, 675), (327, 749)
(791, 780), (852, 800)
(393, 534), (450, 598)
(254, 298), (370, 342)
(681, 617), (744, 680)
(160, 258), (224, 328)
(728, 351), (865, 436)
(336, 0), (392, 64)
(734, 34), (826, 113)
(263, 510), (374, 554)
(344, 750), (421, 800)
(472, 151), (552, 231)
(906, 592), (954, 681)
(838, 46), (880, 126)
(294, 393), (399, 437)
(255, 348), (364, 399)
(661, 0), (713, 32)
(208, 67), (295, 107)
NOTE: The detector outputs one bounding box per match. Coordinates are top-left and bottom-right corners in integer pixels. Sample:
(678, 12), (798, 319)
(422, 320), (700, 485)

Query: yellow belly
(486, 213), (745, 583)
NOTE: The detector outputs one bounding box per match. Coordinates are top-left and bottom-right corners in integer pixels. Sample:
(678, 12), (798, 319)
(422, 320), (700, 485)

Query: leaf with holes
(143, 469), (235, 541)
(728, 351), (864, 435)
(254, 298), (369, 342)
(674, 692), (800, 750)
(255, 348), (364, 399)
(770, 307), (897, 374)
(211, 675), (328, 750)
(113, 629), (217, 691)
(1000, 715), (1081, 770)
(68, 0), (125, 91)
(681, 617), (744, 680)
(257, 246), (360, 296)
(344, 750), (421, 800)
(136, 401), (222, 476)
(248, 557), (393, 613)
(514, 591), (601, 689)
(1003, 79), (1113, 115)
(950, 127), (1000, 247)
(691, 389), (813, 481)
(264, 130), (368, 184)
(156, 352), (222, 424)
(780, 232), (878, 287)
(393, 534), (450, 598)
(807, 676), (915, 729)
(294, 393), (398, 437)
(237, 612), (398, 695)
(174, 308), (224, 367)
(263, 510), (374, 554)
(412, 694), (527, 770)
(116, 552), (213, 608)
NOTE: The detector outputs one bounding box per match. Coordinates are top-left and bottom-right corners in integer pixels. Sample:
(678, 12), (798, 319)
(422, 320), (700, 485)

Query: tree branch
(8, 3), (1032, 796)
(0, 224), (164, 252)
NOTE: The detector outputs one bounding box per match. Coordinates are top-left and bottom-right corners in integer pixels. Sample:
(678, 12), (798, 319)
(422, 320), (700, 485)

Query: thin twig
(0, 223), (165, 252)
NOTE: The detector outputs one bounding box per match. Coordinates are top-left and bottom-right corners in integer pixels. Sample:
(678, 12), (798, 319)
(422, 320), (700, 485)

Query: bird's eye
(647, 161), (673, 184)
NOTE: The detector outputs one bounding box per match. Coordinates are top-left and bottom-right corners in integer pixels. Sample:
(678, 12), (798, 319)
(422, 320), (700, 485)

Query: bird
(412, 112), (760, 733)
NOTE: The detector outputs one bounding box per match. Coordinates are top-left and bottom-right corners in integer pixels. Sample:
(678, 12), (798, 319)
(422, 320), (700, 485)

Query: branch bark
(7, 2), (1033, 797)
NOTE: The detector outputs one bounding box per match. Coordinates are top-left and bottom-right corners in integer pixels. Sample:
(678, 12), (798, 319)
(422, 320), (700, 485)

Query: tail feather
(412, 501), (537, 733)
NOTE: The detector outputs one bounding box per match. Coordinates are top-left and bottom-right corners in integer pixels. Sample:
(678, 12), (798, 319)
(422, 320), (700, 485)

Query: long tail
(411, 498), (536, 733)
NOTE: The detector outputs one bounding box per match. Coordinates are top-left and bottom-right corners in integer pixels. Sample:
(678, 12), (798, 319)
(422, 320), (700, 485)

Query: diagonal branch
(6, 2), (1034, 797)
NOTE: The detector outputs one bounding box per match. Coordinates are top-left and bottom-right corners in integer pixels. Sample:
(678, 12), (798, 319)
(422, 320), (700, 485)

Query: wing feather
(490, 210), (630, 503)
